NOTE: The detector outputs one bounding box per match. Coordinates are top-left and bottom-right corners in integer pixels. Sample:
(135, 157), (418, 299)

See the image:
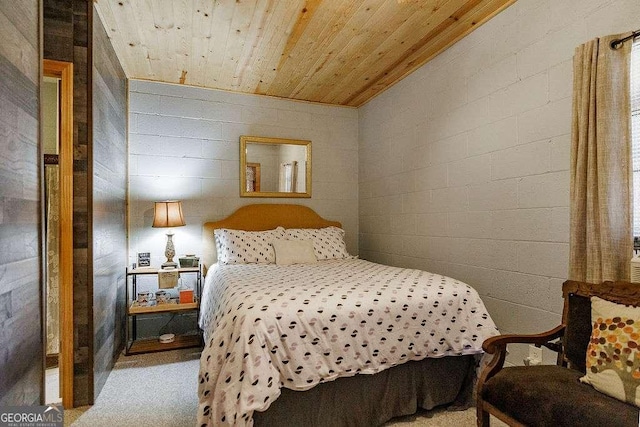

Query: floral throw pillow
(580, 296), (640, 406)
(214, 227), (285, 265)
(284, 226), (350, 260)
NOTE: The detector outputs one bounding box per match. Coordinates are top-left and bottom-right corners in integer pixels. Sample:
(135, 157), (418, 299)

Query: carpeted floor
(65, 349), (201, 426)
(65, 349), (505, 426)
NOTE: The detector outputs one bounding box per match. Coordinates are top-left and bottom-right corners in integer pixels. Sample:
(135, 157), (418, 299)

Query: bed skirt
(253, 355), (476, 427)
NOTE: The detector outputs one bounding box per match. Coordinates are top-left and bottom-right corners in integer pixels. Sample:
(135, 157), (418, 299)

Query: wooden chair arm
(477, 324), (566, 390)
(482, 324), (566, 354)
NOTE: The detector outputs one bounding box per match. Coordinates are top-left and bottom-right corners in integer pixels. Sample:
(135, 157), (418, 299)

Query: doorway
(42, 60), (73, 408)
(246, 162), (261, 192)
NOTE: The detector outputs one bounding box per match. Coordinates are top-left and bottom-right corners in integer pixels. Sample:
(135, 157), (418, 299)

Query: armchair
(476, 280), (640, 427)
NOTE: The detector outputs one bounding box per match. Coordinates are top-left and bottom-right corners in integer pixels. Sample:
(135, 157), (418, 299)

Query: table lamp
(152, 200), (186, 268)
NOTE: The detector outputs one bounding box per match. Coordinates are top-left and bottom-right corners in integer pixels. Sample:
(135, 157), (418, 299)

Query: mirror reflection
(240, 136), (311, 198)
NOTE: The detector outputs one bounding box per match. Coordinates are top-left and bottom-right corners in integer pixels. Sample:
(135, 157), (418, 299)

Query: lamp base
(163, 232), (177, 269)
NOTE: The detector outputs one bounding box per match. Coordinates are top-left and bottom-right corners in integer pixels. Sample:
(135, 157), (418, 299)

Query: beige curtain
(279, 161), (297, 192)
(46, 166), (60, 355)
(569, 34), (633, 282)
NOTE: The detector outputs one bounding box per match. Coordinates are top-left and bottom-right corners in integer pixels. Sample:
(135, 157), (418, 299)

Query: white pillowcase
(272, 239), (317, 265)
(214, 227), (285, 264)
(285, 226), (350, 260)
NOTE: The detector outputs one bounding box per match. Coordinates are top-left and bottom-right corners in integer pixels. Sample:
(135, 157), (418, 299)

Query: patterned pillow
(284, 226), (350, 260)
(580, 296), (640, 407)
(214, 227), (285, 264)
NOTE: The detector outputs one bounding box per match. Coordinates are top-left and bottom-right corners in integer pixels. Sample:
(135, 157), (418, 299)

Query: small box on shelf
(179, 255), (200, 268)
(179, 288), (194, 304)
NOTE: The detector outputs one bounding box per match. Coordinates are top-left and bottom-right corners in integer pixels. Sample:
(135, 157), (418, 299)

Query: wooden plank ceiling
(94, 0), (515, 107)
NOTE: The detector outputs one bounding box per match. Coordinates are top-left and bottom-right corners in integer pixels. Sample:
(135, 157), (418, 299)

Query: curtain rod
(610, 30), (640, 49)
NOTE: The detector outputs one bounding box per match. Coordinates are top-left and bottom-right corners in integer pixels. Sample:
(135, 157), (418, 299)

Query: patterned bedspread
(197, 259), (499, 426)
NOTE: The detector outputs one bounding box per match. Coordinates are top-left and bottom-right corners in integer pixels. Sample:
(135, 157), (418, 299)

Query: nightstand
(125, 265), (202, 355)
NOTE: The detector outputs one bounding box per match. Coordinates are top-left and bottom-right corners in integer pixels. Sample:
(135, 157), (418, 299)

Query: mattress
(197, 259), (499, 426)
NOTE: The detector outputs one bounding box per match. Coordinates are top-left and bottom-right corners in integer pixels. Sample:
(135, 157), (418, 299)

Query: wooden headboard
(202, 204), (341, 274)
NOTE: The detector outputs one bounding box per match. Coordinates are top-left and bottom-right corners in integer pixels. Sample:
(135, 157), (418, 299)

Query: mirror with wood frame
(240, 136), (311, 198)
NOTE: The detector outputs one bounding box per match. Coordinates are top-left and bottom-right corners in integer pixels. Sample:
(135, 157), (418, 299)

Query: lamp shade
(152, 201), (186, 228)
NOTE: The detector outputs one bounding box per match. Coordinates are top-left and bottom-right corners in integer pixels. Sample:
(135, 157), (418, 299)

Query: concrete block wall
(358, 0), (640, 364)
(128, 81), (359, 267)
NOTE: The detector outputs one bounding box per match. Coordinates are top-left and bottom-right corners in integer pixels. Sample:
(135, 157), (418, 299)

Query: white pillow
(272, 239), (317, 265)
(285, 226), (350, 260)
(214, 227), (285, 264)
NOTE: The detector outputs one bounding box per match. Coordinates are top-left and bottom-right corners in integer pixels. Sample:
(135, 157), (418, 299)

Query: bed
(197, 204), (499, 426)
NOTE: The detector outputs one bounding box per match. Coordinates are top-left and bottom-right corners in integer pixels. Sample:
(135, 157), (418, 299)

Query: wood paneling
(44, 0), (129, 405)
(93, 0), (515, 106)
(92, 4), (127, 399)
(43, 0), (73, 62)
(0, 0), (41, 407)
(44, 0), (93, 406)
